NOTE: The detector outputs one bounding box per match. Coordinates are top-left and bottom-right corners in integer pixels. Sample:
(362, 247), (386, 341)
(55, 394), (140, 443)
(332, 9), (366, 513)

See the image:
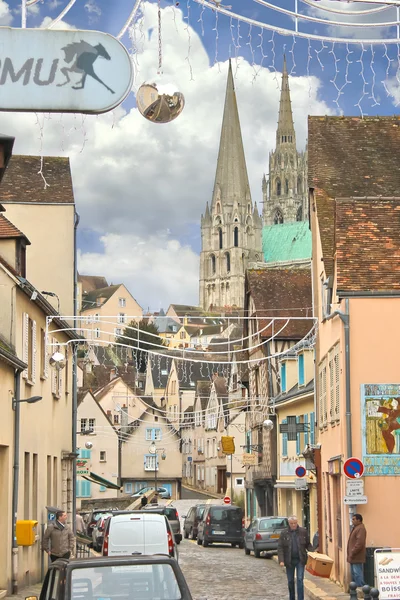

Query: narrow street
(168, 497), (289, 600)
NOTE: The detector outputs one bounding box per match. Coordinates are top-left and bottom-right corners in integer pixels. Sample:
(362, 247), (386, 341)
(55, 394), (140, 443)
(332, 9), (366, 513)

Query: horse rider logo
(57, 40), (115, 94)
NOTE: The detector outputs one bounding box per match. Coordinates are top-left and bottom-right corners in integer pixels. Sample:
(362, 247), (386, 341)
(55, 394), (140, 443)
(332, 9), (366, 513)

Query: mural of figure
(377, 398), (400, 453)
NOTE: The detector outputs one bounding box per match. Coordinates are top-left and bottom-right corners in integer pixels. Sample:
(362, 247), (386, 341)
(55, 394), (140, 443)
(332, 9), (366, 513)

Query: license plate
(270, 534), (279, 539)
(212, 530), (225, 535)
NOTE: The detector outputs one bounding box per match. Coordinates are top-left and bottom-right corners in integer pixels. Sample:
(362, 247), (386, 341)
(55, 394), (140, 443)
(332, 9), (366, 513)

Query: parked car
(183, 504), (206, 540)
(102, 510), (178, 560)
(244, 516), (289, 558)
(197, 504), (244, 548)
(86, 509), (113, 538)
(92, 512), (113, 552)
(30, 555), (193, 600)
(142, 504), (182, 543)
(131, 486), (171, 499)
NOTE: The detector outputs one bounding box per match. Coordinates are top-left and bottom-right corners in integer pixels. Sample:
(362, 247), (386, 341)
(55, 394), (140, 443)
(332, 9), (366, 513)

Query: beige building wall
(0, 269), (74, 591)
(80, 284), (142, 344)
(2, 204), (75, 317)
(95, 377), (147, 425)
(77, 392), (119, 501)
(121, 411), (181, 499)
(275, 394), (317, 538)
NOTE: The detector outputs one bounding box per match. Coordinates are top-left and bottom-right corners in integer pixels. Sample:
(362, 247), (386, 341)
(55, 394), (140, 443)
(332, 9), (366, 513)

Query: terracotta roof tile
(0, 155), (74, 204)
(246, 268), (313, 339)
(336, 197), (400, 292)
(0, 214), (30, 242)
(308, 116), (400, 277)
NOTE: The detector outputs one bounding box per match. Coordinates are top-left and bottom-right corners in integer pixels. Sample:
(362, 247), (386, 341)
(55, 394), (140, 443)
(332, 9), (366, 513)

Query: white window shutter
(44, 331), (49, 379)
(22, 313), (29, 379)
(31, 320), (37, 384)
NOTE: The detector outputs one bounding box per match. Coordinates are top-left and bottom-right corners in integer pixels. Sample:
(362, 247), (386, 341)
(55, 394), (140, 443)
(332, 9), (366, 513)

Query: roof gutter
(338, 290), (400, 298)
(325, 299), (351, 459)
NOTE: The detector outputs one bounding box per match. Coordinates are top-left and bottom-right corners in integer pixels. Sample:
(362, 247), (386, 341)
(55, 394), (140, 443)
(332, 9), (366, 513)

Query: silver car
(244, 516), (289, 558)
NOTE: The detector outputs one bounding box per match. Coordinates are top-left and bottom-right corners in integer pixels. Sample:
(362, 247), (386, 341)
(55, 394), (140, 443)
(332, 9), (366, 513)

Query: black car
(197, 504), (244, 548)
(183, 504), (206, 540)
(28, 555), (193, 600)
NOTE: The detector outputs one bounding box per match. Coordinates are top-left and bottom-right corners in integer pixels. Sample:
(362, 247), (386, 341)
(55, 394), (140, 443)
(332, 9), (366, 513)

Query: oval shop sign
(0, 27), (133, 114)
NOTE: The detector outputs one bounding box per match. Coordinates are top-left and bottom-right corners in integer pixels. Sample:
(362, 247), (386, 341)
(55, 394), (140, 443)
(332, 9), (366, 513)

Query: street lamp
(12, 395), (42, 410)
(149, 442), (166, 497)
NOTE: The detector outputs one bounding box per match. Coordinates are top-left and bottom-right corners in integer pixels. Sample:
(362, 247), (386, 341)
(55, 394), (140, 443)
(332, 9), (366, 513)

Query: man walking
(42, 510), (75, 562)
(347, 513), (367, 588)
(76, 511), (86, 534)
(278, 515), (312, 600)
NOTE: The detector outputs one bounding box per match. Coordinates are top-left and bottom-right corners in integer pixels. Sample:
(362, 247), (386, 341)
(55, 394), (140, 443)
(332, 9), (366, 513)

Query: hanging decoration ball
(136, 80), (185, 124)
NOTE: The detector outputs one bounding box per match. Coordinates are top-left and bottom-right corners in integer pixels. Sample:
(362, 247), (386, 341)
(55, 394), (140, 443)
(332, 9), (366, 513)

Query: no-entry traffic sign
(223, 496), (231, 504)
(343, 457), (364, 479)
(295, 466), (307, 478)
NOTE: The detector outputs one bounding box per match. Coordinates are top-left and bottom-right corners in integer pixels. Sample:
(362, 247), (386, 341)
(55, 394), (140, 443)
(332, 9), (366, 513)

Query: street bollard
(349, 582), (358, 599)
(370, 590), (379, 599)
(362, 585), (371, 599)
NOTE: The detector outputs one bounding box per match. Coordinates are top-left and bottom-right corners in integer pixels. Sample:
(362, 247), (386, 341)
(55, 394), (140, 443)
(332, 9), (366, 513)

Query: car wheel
(239, 541), (245, 549)
(231, 543), (237, 548)
(254, 547), (261, 558)
(245, 545), (251, 555)
(176, 539), (180, 545)
(202, 538), (209, 547)
(197, 537), (202, 545)
(184, 529), (189, 539)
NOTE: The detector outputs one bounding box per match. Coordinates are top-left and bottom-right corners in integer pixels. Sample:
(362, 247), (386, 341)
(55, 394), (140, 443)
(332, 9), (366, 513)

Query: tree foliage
(116, 319), (164, 372)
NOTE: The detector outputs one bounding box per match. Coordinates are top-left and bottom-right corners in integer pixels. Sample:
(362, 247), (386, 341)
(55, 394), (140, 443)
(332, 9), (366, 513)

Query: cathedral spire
(212, 60), (252, 208)
(276, 55), (296, 148)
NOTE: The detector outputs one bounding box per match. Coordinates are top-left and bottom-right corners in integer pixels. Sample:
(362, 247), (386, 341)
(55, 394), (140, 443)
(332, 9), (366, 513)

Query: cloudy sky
(1, 0), (399, 312)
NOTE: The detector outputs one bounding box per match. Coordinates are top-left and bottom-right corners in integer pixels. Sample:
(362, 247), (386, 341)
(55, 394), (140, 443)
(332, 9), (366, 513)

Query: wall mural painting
(362, 384), (400, 476)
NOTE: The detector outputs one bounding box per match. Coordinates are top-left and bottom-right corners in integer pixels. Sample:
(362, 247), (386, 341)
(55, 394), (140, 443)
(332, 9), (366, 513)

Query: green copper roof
(262, 221), (312, 263)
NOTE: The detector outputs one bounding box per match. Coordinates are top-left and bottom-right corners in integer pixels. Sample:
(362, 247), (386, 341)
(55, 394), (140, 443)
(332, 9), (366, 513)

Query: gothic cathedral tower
(263, 56), (308, 225)
(199, 61), (263, 310)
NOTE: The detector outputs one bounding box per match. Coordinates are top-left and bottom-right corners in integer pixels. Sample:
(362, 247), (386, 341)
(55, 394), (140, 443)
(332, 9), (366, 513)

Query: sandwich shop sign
(0, 27), (133, 114)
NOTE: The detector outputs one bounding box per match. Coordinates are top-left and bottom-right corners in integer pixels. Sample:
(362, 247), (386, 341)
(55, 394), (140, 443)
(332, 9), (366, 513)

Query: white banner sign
(0, 27), (133, 113)
(375, 550), (400, 599)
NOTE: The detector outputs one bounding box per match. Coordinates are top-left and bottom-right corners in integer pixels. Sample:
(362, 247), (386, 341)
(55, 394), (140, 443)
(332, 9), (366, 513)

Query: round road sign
(223, 496), (231, 504)
(343, 457), (364, 479)
(295, 466), (307, 478)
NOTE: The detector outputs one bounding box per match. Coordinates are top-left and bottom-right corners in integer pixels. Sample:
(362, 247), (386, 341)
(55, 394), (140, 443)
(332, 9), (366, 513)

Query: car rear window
(210, 507), (242, 522)
(259, 518), (288, 531)
(164, 508), (178, 520)
(71, 563), (182, 600)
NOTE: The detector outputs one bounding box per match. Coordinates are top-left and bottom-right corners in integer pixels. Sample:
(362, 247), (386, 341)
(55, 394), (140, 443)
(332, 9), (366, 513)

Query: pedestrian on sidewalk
(42, 510), (75, 562)
(347, 513), (367, 588)
(75, 511), (86, 534)
(278, 515), (312, 600)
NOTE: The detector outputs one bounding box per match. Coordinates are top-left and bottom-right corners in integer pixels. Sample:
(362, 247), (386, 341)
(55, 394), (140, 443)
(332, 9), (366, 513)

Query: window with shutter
(296, 417), (301, 455)
(318, 360), (327, 428)
(304, 414), (309, 446)
(334, 345), (340, 421)
(329, 352), (334, 422)
(31, 320), (37, 384)
(282, 418), (288, 457)
(22, 313), (29, 379)
(322, 364), (327, 426)
(298, 354), (305, 386)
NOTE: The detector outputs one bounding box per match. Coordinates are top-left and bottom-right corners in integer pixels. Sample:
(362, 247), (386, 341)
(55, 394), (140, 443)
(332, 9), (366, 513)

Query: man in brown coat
(42, 510), (75, 562)
(347, 513), (367, 588)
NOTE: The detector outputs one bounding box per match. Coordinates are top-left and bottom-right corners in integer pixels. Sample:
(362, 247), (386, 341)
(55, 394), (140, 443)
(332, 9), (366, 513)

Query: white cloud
(0, 2), (332, 309)
(78, 233), (200, 311)
(0, 0), (12, 25)
(39, 16), (77, 29)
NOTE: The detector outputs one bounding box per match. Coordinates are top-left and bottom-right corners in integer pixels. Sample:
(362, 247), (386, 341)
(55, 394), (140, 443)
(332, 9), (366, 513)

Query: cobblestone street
(178, 538), (288, 600)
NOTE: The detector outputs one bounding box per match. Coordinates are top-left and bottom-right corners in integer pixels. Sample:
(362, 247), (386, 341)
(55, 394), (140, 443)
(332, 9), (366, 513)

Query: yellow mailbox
(16, 520), (38, 546)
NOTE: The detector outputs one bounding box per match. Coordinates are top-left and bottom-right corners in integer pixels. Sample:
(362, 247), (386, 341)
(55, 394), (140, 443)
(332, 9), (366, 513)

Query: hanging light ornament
(136, 0), (185, 124)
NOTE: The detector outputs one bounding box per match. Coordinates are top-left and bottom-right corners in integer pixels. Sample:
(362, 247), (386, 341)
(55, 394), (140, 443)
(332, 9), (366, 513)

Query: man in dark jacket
(347, 513), (367, 588)
(42, 510), (75, 562)
(278, 515), (311, 600)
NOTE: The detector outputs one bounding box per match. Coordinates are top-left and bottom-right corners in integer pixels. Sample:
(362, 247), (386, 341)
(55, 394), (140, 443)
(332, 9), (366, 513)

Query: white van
(102, 512), (178, 560)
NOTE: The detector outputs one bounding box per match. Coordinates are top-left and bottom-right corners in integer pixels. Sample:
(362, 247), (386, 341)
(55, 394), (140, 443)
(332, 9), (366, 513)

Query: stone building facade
(199, 61), (263, 310)
(263, 56), (308, 226)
